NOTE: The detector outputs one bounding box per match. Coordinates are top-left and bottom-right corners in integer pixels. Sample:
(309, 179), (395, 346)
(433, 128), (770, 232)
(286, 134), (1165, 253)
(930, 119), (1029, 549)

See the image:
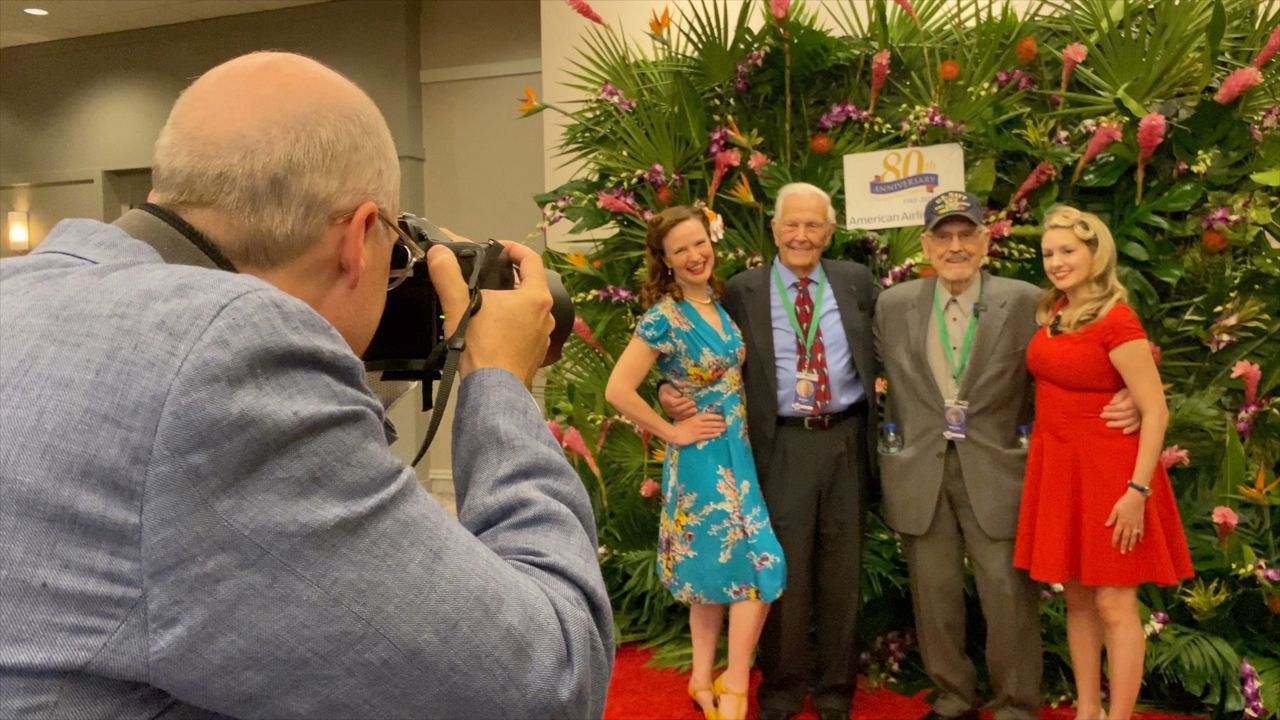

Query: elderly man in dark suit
(665, 182), (878, 720)
(874, 190), (1137, 720)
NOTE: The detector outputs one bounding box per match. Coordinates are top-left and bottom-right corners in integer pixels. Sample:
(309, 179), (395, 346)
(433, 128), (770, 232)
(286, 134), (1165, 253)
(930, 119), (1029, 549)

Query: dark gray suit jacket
(723, 258), (880, 481)
(873, 272), (1039, 539)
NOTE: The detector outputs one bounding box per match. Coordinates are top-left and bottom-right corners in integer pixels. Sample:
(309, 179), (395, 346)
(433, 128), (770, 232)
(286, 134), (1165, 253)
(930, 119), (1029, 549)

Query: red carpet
(605, 644), (1203, 720)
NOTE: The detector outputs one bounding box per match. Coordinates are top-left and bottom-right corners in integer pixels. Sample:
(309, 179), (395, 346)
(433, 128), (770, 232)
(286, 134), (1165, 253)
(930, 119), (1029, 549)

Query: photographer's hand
(427, 241), (553, 385)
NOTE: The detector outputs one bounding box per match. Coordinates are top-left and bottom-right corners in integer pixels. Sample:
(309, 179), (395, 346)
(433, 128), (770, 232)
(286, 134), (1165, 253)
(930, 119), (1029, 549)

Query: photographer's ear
(338, 201), (380, 290)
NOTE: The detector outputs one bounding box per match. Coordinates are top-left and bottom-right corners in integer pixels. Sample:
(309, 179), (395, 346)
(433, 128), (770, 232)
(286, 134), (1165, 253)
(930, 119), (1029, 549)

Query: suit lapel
(824, 259), (878, 395)
(958, 272), (1010, 400)
(911, 277), (944, 401)
(743, 267), (778, 402)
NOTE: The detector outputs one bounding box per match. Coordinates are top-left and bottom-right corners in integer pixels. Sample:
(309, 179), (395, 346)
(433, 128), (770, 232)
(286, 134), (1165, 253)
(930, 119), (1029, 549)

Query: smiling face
(922, 217), (989, 293)
(662, 217), (715, 290)
(772, 191), (834, 276)
(1041, 226), (1096, 299)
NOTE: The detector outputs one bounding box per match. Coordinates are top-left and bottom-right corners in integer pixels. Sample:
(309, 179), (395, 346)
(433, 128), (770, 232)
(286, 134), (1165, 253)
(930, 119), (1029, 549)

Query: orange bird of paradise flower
(517, 87), (543, 116)
(1239, 464), (1279, 504)
(728, 175), (757, 204)
(648, 5), (671, 42)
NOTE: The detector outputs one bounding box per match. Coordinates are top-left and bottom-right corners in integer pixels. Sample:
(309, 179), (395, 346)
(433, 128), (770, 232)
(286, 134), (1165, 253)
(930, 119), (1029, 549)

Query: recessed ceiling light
(23, 7), (50, 15)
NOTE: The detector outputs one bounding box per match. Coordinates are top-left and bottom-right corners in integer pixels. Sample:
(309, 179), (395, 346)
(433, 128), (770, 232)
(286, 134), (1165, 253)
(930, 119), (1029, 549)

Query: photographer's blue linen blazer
(0, 220), (614, 719)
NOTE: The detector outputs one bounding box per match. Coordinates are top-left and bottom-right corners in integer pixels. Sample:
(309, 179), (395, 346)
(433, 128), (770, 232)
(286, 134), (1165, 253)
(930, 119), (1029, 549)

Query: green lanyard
(772, 266), (826, 357)
(933, 282), (983, 383)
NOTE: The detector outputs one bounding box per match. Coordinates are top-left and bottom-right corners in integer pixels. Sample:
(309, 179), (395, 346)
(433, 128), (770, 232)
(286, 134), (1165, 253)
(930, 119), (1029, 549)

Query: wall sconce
(8, 211), (30, 251)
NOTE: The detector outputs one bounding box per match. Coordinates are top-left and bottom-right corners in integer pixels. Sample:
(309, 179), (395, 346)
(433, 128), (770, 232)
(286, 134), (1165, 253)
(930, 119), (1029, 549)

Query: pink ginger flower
(1212, 505), (1239, 543)
(1160, 445), (1190, 470)
(870, 50), (891, 114)
(1215, 66), (1264, 104)
(1135, 112), (1166, 204)
(749, 151), (771, 174)
(770, 0), (790, 22)
(560, 425), (602, 478)
(573, 316), (606, 354)
(1072, 121), (1124, 183)
(1009, 161), (1057, 207)
(893, 0), (921, 27)
(1060, 43), (1088, 92)
(987, 218), (1013, 240)
(565, 0), (606, 26)
(708, 149), (742, 202)
(639, 477), (660, 499)
(597, 188), (641, 216)
(1255, 25), (1280, 69)
(1231, 359), (1262, 405)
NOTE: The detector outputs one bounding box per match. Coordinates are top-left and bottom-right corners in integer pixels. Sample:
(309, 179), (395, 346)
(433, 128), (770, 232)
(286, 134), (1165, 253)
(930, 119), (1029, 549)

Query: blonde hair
(1035, 205), (1127, 331)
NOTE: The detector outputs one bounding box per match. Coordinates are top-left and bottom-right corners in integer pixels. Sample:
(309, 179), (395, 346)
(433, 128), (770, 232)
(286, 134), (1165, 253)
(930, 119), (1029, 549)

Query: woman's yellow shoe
(713, 675), (748, 720)
(687, 681), (718, 720)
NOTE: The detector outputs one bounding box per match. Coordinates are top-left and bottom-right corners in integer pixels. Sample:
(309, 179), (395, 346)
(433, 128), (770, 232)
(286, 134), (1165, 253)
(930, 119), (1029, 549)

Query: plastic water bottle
(879, 422), (903, 454)
(1016, 424), (1032, 449)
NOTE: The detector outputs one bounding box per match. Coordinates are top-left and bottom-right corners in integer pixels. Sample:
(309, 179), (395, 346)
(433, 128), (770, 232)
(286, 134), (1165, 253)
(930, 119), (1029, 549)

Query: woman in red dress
(1013, 206), (1193, 720)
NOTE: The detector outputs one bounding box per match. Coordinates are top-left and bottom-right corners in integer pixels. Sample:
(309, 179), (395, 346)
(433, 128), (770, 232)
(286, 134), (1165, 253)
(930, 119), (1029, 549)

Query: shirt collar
(934, 272), (983, 316)
(772, 256), (826, 288)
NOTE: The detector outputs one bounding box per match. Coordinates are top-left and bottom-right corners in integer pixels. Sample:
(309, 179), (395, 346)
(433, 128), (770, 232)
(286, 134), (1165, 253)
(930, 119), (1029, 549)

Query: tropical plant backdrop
(523, 1), (1280, 716)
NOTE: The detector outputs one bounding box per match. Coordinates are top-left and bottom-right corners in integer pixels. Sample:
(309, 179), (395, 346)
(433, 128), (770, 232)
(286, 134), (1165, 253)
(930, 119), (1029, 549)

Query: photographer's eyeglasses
(332, 208), (425, 291)
(375, 212), (426, 291)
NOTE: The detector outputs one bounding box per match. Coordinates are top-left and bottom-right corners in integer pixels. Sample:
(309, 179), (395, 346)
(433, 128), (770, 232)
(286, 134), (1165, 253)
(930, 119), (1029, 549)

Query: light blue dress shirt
(770, 257), (866, 416)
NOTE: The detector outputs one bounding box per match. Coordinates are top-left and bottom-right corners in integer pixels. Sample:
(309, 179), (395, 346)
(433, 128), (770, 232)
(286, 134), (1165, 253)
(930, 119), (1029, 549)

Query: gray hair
(773, 182), (836, 224)
(151, 72), (399, 269)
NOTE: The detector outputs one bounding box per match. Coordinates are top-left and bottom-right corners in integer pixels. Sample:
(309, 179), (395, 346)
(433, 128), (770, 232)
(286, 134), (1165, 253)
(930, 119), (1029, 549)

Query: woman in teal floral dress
(606, 206), (785, 720)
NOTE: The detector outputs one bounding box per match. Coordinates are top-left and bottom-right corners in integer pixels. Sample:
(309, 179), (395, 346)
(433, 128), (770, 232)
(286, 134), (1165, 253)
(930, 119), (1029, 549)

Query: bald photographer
(0, 52), (613, 719)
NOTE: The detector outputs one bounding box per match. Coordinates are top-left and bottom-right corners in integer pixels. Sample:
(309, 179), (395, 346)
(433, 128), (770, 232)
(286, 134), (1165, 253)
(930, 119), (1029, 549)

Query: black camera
(362, 213), (574, 406)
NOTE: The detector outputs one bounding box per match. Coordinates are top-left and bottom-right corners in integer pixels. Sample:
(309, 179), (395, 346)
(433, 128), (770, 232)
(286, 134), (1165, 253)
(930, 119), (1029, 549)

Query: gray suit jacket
(0, 219), (613, 719)
(723, 258), (880, 480)
(873, 273), (1039, 539)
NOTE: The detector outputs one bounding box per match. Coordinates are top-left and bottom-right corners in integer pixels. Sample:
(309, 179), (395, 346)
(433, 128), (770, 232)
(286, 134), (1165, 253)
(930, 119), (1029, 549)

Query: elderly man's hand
(426, 239), (553, 385)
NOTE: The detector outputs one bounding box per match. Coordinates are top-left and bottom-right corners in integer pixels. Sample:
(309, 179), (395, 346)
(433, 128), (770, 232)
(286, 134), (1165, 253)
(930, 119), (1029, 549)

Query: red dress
(1013, 303), (1194, 587)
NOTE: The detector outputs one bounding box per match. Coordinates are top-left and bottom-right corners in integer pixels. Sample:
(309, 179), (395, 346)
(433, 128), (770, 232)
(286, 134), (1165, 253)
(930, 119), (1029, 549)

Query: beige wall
(414, 0), (545, 487)
(0, 0), (424, 258)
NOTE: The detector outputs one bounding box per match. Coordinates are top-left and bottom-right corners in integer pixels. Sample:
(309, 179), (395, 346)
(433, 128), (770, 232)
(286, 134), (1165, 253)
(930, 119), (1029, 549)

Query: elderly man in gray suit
(0, 52), (612, 719)
(874, 190), (1137, 720)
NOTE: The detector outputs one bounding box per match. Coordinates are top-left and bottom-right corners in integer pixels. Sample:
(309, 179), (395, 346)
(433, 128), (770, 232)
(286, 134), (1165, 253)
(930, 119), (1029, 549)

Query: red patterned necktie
(794, 277), (830, 414)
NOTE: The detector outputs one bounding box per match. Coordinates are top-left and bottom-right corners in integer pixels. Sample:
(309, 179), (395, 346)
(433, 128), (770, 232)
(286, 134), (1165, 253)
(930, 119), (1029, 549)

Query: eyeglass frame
(332, 206), (426, 291)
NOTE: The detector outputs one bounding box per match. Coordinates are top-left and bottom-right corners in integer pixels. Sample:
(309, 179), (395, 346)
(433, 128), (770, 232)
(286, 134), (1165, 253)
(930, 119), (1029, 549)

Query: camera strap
(410, 243), (498, 467)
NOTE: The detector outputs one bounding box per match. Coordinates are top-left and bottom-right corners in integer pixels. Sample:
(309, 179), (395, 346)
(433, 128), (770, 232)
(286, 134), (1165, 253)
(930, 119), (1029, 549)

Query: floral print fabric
(637, 296), (786, 604)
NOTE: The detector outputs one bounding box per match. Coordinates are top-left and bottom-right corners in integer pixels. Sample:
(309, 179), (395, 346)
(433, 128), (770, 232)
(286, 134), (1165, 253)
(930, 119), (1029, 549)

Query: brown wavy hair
(639, 206), (725, 307)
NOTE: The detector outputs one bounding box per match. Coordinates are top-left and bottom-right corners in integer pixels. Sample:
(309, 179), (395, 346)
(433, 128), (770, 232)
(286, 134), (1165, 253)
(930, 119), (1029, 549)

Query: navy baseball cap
(923, 190), (984, 230)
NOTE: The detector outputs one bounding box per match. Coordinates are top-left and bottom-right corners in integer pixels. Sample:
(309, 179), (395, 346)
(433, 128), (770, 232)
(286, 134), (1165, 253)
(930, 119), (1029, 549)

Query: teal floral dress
(637, 296), (786, 605)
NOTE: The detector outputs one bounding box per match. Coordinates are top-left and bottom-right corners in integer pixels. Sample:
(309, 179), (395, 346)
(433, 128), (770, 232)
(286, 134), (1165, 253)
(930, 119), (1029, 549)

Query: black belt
(776, 401), (866, 430)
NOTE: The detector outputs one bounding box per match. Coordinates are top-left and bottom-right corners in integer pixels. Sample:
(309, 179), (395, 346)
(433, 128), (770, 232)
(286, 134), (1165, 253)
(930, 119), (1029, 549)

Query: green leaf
(1152, 257), (1185, 285)
(1206, 0), (1227, 62)
(967, 158), (998, 198)
(1076, 154), (1130, 187)
(1249, 169), (1280, 186)
(1218, 424), (1245, 499)
(1121, 240), (1151, 261)
(1115, 85), (1148, 117)
(1149, 182), (1204, 212)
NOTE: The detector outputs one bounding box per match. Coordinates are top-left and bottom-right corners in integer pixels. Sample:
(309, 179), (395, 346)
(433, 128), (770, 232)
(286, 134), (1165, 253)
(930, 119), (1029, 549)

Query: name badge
(792, 369), (819, 413)
(943, 399), (969, 440)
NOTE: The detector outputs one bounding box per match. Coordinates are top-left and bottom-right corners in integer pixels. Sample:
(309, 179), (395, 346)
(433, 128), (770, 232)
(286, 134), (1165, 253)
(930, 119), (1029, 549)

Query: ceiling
(0, 0), (330, 49)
